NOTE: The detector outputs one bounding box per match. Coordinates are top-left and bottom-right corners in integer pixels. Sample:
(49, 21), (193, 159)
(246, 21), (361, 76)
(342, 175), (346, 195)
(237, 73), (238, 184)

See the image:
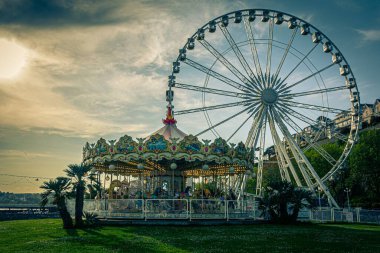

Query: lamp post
(317, 186), (322, 211)
(317, 186), (324, 221)
(344, 187), (351, 210)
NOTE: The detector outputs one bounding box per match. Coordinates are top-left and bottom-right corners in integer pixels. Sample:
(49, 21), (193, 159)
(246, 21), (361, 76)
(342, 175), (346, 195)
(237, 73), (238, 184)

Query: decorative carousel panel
(95, 138), (110, 156)
(233, 141), (248, 159)
(210, 137), (229, 156)
(83, 142), (91, 159)
(178, 134), (203, 153)
(141, 152), (173, 161)
(144, 134), (170, 152)
(115, 135), (137, 154)
(113, 153), (140, 162)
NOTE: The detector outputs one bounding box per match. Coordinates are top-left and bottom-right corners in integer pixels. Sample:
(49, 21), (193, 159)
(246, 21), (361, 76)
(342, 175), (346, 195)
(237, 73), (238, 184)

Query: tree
(259, 180), (313, 223)
(305, 142), (343, 177)
(245, 166), (281, 194)
(40, 177), (73, 229)
(65, 164), (92, 227)
(348, 129), (380, 208)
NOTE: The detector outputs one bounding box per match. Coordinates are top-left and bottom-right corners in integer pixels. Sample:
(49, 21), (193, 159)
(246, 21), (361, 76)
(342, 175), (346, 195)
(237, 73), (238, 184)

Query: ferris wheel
(166, 9), (360, 207)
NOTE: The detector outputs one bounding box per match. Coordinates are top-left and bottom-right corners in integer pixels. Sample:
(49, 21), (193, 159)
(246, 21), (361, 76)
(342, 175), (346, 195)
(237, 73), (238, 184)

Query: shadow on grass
(64, 226), (191, 253)
(64, 228), (79, 236)
(53, 222), (380, 253)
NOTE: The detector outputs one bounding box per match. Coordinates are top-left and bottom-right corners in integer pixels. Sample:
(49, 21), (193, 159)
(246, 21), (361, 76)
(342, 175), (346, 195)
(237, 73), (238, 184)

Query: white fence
(304, 208), (380, 224)
(67, 199), (380, 224)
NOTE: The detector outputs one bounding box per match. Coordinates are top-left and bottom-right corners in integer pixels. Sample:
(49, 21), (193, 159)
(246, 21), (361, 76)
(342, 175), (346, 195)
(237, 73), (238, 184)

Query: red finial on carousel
(163, 105), (177, 125)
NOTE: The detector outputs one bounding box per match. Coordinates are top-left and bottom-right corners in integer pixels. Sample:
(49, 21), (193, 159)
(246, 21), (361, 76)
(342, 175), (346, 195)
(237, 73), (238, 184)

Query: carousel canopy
(82, 105), (254, 174)
(147, 105), (187, 142)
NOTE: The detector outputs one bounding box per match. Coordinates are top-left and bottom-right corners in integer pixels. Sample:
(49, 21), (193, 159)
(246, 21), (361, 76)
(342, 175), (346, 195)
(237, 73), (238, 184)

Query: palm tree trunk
(58, 199), (73, 229)
(75, 185), (85, 227)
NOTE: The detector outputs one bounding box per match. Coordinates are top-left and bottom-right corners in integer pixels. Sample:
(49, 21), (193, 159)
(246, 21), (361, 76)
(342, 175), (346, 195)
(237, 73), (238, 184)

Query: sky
(0, 0), (379, 193)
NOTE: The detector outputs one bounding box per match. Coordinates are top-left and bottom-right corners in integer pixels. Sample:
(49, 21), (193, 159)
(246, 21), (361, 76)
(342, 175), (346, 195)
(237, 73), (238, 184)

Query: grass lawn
(0, 219), (379, 253)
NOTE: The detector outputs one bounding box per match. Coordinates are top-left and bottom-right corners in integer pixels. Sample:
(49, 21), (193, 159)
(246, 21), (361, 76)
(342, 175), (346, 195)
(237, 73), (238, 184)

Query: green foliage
(348, 129), (380, 208)
(65, 164), (93, 228)
(246, 166), (281, 194)
(40, 177), (73, 229)
(301, 129), (380, 208)
(83, 212), (99, 226)
(305, 142), (343, 176)
(259, 180), (313, 223)
(262, 166), (282, 187)
(245, 178), (256, 194)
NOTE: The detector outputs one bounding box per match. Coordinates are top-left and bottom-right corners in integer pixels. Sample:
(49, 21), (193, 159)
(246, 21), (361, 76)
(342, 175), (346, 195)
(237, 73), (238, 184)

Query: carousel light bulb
(170, 163), (177, 170)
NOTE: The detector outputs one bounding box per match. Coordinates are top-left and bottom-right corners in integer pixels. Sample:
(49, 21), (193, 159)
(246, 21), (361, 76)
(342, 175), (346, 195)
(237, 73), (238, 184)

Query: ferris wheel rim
(167, 9), (361, 207)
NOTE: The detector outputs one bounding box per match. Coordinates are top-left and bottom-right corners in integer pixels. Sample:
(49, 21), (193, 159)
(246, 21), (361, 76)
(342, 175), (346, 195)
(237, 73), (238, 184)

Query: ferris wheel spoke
(272, 108), (315, 188)
(226, 105), (261, 142)
(280, 63), (335, 93)
(175, 82), (252, 99)
(267, 113), (291, 182)
(271, 108), (339, 208)
(282, 100), (348, 114)
(275, 107), (336, 165)
(280, 86), (347, 99)
(272, 27), (298, 85)
(175, 100), (254, 115)
(245, 106), (266, 148)
(195, 102), (257, 137)
(198, 39), (261, 94)
(242, 16), (264, 85)
(277, 103), (348, 142)
(218, 24), (260, 86)
(268, 112), (302, 186)
(274, 43), (319, 90)
(264, 18), (274, 87)
(184, 58), (248, 92)
(256, 108), (268, 196)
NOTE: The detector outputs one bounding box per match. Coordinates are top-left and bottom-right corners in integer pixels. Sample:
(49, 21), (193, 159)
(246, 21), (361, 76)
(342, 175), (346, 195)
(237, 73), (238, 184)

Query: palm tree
(65, 163), (92, 227)
(87, 176), (102, 199)
(40, 177), (73, 229)
(259, 180), (313, 223)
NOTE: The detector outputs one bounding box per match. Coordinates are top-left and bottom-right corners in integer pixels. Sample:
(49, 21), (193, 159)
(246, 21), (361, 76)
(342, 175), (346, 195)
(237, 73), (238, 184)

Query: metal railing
(145, 199), (188, 219)
(67, 199), (380, 224)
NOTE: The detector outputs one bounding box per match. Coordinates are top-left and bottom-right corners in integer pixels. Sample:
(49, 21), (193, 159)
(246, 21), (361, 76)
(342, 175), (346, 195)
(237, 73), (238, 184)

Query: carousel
(82, 105), (255, 202)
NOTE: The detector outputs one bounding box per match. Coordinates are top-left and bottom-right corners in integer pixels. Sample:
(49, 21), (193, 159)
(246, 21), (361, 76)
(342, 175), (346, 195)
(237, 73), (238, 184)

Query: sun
(0, 38), (29, 79)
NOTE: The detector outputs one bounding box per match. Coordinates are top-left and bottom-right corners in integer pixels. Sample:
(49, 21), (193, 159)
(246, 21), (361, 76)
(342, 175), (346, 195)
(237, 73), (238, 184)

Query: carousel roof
(82, 105), (254, 172)
(148, 105), (187, 142)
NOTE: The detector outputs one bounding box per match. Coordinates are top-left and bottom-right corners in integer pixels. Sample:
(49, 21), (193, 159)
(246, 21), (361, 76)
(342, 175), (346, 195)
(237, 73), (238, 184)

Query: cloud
(0, 149), (54, 160)
(0, 1), (243, 139)
(0, 0), (124, 27)
(355, 29), (380, 42)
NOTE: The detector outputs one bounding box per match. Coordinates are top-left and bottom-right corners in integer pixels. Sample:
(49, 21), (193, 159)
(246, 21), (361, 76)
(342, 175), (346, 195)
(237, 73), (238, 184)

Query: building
(361, 104), (374, 127)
